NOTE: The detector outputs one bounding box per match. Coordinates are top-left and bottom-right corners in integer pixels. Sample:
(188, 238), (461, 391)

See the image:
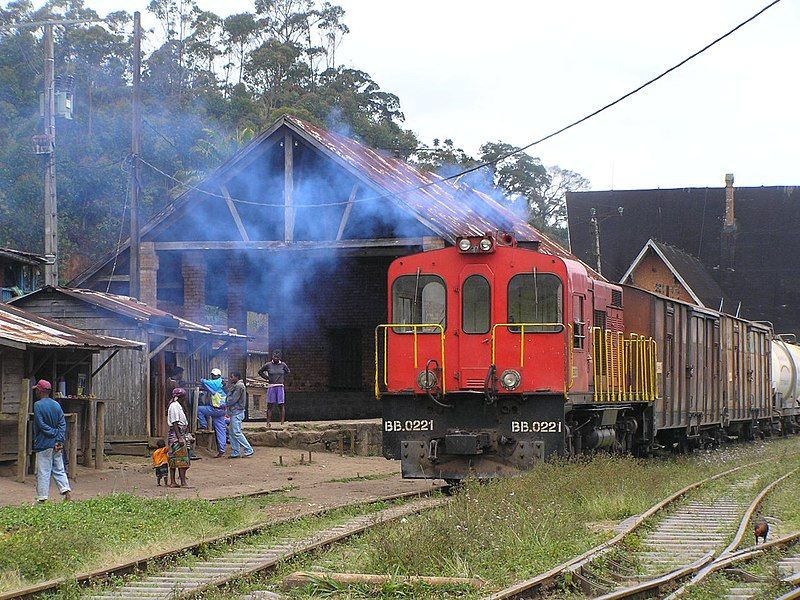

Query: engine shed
(67, 115), (576, 421)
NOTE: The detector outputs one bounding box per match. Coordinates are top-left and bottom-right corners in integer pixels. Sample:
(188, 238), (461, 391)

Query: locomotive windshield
(463, 275), (491, 334)
(508, 273), (563, 333)
(392, 274), (446, 333)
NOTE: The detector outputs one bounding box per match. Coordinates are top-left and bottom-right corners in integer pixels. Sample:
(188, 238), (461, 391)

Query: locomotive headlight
(417, 370), (438, 390)
(458, 238), (473, 252)
(479, 237), (493, 252)
(500, 369), (521, 390)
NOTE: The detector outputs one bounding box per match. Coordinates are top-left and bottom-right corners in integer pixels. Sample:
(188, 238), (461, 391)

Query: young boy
(152, 439), (169, 486)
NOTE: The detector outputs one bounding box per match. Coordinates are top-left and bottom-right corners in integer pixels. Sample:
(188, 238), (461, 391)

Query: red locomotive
(377, 233), (798, 481)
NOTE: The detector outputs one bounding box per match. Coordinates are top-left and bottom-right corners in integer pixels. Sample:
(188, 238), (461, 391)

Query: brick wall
(261, 257), (389, 419)
(629, 254), (694, 304)
(182, 251), (207, 323)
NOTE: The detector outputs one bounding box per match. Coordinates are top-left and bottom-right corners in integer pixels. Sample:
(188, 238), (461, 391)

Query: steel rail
(0, 485), (446, 600)
(481, 461), (764, 600)
(571, 466), (798, 600)
(663, 466), (800, 600)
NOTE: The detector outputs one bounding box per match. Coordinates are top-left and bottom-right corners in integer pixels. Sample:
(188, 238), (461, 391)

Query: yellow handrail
(592, 328), (658, 402)
(374, 324), (446, 400)
(491, 322), (564, 367)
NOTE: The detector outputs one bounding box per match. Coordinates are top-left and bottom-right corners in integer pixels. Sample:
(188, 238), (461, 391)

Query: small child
(152, 439), (169, 486)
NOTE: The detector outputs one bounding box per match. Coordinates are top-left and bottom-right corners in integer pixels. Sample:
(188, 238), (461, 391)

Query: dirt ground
(0, 445), (438, 510)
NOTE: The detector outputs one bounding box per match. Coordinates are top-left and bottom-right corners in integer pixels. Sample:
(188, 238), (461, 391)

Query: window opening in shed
(329, 328), (363, 391)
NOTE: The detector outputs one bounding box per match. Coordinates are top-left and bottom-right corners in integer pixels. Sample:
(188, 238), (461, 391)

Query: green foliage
(0, 0), (416, 278)
(0, 491), (295, 589)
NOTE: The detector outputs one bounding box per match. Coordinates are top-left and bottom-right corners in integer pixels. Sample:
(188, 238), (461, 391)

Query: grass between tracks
(0, 490), (298, 593)
(196, 437), (800, 600)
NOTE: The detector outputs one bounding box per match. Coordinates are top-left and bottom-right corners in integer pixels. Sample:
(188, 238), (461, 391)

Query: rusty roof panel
(37, 287), (245, 338)
(0, 303), (143, 349)
(287, 117), (577, 260)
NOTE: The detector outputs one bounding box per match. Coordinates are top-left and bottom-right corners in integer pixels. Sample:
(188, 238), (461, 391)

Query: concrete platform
(242, 418), (382, 456)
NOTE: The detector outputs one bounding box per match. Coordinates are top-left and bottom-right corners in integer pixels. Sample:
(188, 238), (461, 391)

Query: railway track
(0, 486), (445, 600)
(484, 461), (796, 600)
(81, 494), (447, 600)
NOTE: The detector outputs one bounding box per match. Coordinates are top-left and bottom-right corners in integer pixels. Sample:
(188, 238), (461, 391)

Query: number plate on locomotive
(384, 419), (434, 432)
(511, 421), (562, 433)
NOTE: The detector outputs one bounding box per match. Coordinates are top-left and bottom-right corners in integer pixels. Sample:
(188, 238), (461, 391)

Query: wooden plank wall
(91, 328), (148, 439)
(0, 349), (24, 457)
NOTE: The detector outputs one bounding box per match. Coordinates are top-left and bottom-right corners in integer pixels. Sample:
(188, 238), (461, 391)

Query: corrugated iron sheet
(0, 302), (143, 349)
(287, 117), (576, 260)
(0, 246), (48, 266)
(50, 287), (245, 338)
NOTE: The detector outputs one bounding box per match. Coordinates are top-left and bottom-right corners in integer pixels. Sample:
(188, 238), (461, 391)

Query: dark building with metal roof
(0, 247), (47, 302)
(68, 115), (579, 421)
(567, 179), (800, 334)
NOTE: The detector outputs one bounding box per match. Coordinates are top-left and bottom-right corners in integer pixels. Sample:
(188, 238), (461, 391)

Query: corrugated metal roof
(0, 246), (48, 266)
(32, 287), (245, 338)
(69, 115), (584, 287)
(286, 117), (576, 259)
(0, 302), (143, 349)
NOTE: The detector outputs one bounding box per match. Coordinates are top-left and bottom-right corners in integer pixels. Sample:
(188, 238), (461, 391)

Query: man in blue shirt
(32, 379), (72, 502)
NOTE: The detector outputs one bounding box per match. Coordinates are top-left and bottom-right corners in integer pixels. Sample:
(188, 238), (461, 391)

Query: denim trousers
(229, 411), (253, 457)
(198, 405), (227, 452)
(36, 447), (71, 500)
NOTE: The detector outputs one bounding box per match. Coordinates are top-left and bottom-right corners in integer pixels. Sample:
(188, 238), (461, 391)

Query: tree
(477, 142), (589, 246)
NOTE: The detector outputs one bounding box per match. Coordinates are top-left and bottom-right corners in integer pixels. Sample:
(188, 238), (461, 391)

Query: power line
(138, 0), (782, 211)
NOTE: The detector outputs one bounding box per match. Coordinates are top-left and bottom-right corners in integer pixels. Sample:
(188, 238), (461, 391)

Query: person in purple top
(258, 351), (290, 428)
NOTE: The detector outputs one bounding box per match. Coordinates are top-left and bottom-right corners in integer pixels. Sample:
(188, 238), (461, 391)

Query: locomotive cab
(377, 233), (643, 480)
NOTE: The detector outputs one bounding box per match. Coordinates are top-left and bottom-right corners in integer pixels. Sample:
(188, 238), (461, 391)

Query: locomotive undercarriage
(383, 393), (799, 481)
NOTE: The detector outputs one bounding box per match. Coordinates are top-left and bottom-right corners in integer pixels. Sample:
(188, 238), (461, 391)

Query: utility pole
(129, 11), (142, 298)
(1, 18), (99, 287)
(590, 208), (602, 276)
(42, 24), (58, 286)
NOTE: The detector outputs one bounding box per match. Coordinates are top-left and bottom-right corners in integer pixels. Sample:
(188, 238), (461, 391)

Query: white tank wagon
(772, 336), (800, 431)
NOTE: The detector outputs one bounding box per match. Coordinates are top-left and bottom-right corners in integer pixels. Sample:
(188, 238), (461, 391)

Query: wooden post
(16, 379), (30, 483)
(95, 400), (105, 469)
(82, 401), (93, 467)
(284, 131), (294, 242)
(43, 24), (58, 286)
(129, 11), (142, 298)
(191, 386), (200, 434)
(66, 413), (78, 481)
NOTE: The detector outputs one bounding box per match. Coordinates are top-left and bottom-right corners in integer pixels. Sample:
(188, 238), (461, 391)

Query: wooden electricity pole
(129, 11), (142, 298)
(43, 23), (58, 286)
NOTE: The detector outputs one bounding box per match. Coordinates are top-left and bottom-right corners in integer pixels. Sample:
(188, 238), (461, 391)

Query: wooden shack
(0, 302), (142, 479)
(11, 286), (246, 449)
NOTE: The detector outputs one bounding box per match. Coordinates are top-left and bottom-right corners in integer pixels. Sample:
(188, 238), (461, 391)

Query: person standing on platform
(258, 351), (290, 428)
(226, 371), (254, 458)
(200, 368), (228, 457)
(32, 379), (72, 502)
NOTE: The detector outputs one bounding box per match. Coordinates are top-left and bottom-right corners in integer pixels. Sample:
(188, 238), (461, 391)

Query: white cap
(211, 368), (222, 376)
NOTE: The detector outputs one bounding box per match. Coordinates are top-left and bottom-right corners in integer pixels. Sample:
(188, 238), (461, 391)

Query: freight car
(376, 233), (800, 481)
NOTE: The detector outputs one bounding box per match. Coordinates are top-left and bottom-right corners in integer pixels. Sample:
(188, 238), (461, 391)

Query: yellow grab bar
(374, 324), (446, 400)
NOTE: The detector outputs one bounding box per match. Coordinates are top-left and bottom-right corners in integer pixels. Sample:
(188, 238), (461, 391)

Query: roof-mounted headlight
(479, 238), (493, 252)
(458, 238), (472, 252)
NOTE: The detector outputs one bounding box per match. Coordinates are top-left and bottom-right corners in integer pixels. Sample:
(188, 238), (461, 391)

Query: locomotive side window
(507, 273), (563, 333)
(392, 274), (446, 333)
(462, 275), (491, 334)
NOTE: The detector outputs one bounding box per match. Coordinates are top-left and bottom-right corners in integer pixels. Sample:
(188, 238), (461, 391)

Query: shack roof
(70, 115), (583, 287)
(0, 247), (48, 266)
(0, 302), (143, 350)
(11, 287), (246, 339)
(620, 239), (728, 309)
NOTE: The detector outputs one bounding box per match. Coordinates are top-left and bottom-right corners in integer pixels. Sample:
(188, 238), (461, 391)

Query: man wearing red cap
(32, 379), (72, 502)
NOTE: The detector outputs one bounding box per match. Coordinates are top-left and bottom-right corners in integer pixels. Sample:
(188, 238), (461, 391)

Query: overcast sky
(82, 0), (799, 191)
